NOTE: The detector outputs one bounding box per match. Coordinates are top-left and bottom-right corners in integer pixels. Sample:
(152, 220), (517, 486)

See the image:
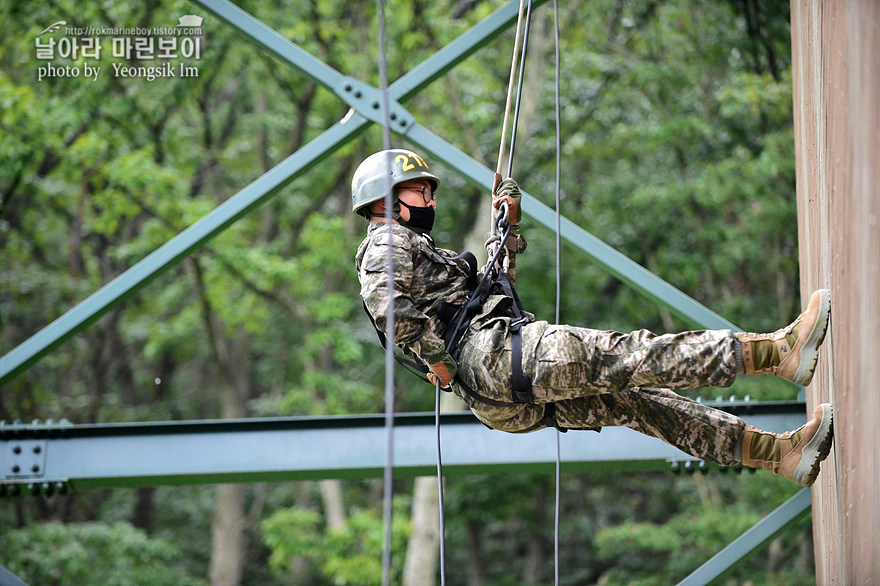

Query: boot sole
(793, 403), (834, 486)
(790, 289), (831, 386)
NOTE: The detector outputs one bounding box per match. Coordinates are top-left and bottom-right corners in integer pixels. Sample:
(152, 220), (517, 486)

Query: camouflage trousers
(453, 318), (745, 466)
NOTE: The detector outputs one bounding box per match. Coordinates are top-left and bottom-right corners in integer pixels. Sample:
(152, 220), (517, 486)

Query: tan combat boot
(736, 289), (831, 386)
(741, 403), (834, 486)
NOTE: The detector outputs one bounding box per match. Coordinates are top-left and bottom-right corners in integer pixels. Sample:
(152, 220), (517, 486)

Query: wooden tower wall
(791, 1), (880, 582)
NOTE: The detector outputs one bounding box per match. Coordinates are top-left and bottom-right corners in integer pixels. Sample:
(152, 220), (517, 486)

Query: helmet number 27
(396, 153), (428, 172)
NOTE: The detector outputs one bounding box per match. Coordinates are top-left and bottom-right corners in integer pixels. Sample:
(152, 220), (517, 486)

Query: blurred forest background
(1, 0), (813, 584)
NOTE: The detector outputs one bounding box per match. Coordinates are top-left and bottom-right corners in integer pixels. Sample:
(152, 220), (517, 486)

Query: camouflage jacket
(356, 222), (526, 368)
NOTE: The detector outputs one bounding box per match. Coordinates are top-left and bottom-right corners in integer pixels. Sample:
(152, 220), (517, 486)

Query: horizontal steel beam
(1, 401), (807, 491)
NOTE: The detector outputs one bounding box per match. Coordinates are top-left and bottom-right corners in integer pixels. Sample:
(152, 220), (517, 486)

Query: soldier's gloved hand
(493, 177), (521, 225)
(427, 363), (453, 387)
(426, 352), (457, 388)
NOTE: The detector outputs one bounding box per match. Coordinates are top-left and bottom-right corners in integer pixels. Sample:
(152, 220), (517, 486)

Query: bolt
(372, 101), (380, 109)
(32, 464), (40, 473)
(11, 465), (20, 473)
(33, 445), (42, 454)
(399, 120), (407, 127)
(354, 90), (362, 98)
(344, 84), (352, 92)
(390, 113), (397, 121)
(12, 445), (21, 454)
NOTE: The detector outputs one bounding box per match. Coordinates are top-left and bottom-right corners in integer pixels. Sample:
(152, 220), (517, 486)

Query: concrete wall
(790, 1), (880, 582)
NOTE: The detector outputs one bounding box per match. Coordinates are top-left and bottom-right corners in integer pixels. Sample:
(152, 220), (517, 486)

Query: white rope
(376, 1), (395, 584)
(497, 3), (565, 583)
(496, 0), (528, 177)
(552, 1), (563, 584)
(506, 0), (535, 179)
(435, 381), (448, 585)
(373, 1), (562, 582)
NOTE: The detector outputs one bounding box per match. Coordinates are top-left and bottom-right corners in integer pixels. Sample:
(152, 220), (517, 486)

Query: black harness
(436, 252), (533, 404)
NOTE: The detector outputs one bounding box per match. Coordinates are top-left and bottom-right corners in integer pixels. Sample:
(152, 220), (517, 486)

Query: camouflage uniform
(356, 222), (745, 466)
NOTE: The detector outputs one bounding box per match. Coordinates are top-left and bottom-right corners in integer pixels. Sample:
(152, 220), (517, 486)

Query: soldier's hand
(427, 362), (453, 387)
(493, 177), (521, 225)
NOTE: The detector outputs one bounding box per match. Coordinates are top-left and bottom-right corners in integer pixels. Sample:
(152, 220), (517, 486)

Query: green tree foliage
(1, 0), (814, 583)
(261, 498), (411, 585)
(0, 521), (206, 585)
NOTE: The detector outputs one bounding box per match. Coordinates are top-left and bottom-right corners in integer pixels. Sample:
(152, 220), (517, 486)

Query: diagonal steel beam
(0, 114), (370, 386)
(678, 488), (812, 585)
(405, 123), (740, 330)
(195, 0), (347, 88)
(0, 564), (28, 586)
(196, 0), (548, 131)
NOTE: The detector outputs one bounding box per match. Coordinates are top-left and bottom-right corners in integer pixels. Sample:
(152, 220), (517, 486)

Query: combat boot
(736, 289), (831, 386)
(741, 403), (834, 486)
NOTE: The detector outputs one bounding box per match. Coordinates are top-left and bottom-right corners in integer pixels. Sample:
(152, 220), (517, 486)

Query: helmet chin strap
(364, 198), (403, 222)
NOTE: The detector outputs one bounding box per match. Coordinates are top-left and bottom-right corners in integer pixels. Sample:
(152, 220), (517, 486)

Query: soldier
(353, 149), (834, 487)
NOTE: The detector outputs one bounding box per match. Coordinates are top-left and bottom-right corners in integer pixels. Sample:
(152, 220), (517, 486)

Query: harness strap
(495, 273), (534, 403)
(362, 301), (431, 382)
(439, 265), (534, 404)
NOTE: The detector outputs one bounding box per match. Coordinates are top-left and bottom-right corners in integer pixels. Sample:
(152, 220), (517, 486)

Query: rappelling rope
(552, 1), (563, 584)
(489, 0), (533, 272)
(506, 0), (535, 179)
(435, 380), (448, 585)
(376, 1), (396, 584)
(376, 0), (555, 582)
(496, 0), (528, 179)
(495, 2), (564, 584)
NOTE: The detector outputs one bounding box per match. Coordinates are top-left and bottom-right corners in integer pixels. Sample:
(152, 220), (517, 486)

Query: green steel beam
(196, 0), (547, 126)
(0, 401), (805, 490)
(0, 564), (28, 586)
(679, 488), (812, 585)
(195, 0), (347, 88)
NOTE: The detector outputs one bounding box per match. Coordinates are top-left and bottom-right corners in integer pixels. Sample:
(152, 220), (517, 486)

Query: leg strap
(496, 274), (534, 404)
(509, 320), (533, 403)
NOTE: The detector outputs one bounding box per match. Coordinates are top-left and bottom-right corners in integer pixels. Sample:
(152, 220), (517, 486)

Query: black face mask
(398, 200), (435, 233)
